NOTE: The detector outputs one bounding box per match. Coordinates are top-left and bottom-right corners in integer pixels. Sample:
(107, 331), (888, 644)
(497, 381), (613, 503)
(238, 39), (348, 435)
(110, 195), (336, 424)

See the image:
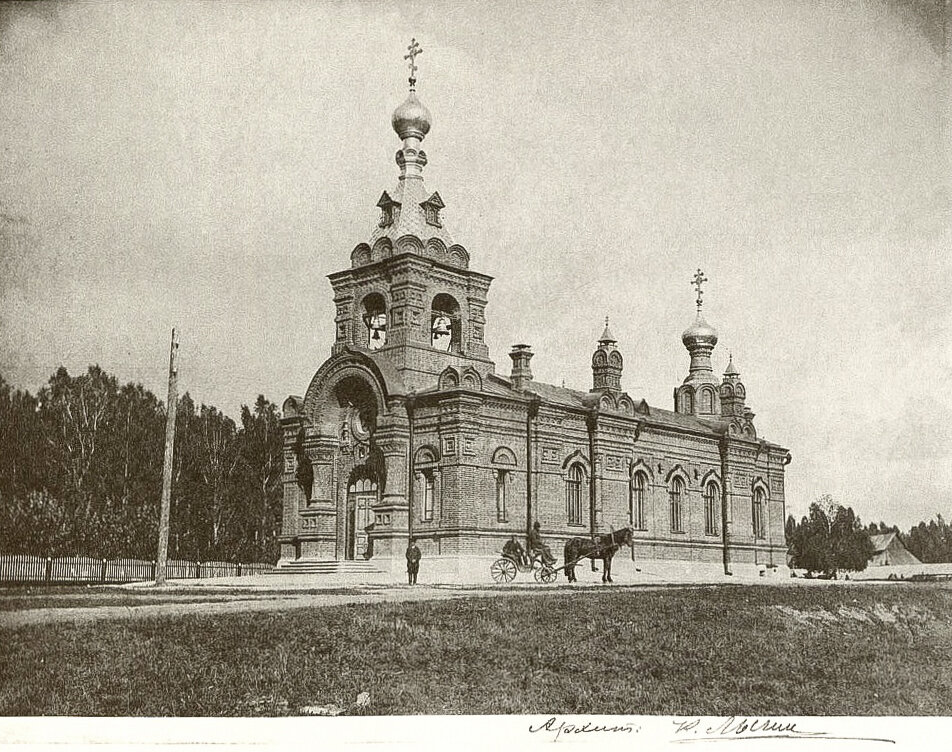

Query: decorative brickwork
(278, 65), (791, 574)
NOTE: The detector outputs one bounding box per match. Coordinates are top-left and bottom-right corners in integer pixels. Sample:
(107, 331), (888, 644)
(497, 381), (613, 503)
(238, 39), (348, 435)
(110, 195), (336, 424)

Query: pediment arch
(371, 237), (393, 262)
(630, 457), (654, 485)
(665, 463), (691, 487)
(491, 446), (518, 466)
(438, 366), (460, 390)
(351, 243), (371, 267)
(562, 448), (591, 472)
(395, 234), (424, 255)
(700, 468), (721, 490)
(446, 244), (469, 268)
(414, 444), (440, 466)
(461, 368), (482, 390)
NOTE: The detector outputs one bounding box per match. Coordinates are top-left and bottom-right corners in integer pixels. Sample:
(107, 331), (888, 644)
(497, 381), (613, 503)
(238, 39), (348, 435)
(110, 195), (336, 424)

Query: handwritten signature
(529, 716), (639, 742)
(672, 716), (895, 744)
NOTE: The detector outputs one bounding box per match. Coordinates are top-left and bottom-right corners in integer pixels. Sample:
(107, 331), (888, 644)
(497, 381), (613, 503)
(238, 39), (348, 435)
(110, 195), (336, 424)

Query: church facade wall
(276, 64), (791, 578)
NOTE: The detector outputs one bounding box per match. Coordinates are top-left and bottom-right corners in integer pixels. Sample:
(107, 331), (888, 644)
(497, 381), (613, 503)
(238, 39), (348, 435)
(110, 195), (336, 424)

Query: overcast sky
(1, 1), (949, 528)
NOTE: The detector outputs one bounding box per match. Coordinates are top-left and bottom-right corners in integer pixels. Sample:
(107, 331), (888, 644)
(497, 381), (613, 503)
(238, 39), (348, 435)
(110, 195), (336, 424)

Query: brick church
(278, 45), (792, 578)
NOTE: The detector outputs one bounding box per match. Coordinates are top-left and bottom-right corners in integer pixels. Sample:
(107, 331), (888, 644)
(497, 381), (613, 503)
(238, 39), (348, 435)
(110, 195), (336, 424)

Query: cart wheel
(534, 565), (557, 584)
(491, 558), (517, 583)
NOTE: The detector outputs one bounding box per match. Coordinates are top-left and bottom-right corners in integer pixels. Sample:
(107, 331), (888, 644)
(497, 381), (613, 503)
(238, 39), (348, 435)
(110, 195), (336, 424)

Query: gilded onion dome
(392, 91), (432, 141)
(681, 312), (718, 349)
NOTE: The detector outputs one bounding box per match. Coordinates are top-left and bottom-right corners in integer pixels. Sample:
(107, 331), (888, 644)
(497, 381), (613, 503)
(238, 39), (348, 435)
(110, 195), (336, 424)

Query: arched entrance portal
(347, 474), (378, 559)
(332, 375), (384, 560)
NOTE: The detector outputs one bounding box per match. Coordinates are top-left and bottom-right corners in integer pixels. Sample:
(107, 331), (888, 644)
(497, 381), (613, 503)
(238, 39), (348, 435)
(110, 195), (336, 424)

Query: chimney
(509, 344), (534, 391)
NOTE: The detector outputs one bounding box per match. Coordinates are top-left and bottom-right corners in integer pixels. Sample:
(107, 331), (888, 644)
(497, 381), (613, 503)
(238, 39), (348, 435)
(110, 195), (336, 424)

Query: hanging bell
(371, 328), (381, 341)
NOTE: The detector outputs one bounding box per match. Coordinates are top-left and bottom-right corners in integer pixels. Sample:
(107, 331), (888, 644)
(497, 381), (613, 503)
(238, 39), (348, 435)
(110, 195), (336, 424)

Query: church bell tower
(325, 39), (495, 391)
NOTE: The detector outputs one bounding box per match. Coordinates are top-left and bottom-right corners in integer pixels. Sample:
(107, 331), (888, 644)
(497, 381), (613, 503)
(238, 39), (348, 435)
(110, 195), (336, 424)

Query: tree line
(785, 494), (952, 576)
(0, 366), (283, 563)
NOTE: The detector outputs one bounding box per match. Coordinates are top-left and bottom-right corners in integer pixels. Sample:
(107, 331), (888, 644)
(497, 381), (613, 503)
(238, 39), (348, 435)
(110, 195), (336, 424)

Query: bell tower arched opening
(361, 293), (388, 351)
(431, 293), (461, 352)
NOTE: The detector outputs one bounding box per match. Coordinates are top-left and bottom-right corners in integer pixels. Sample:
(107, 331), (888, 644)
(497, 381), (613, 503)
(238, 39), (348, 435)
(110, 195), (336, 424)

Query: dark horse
(564, 527), (634, 583)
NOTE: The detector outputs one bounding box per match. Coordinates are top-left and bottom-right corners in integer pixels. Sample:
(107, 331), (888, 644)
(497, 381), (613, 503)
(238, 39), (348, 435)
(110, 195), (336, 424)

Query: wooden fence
(0, 554), (274, 583)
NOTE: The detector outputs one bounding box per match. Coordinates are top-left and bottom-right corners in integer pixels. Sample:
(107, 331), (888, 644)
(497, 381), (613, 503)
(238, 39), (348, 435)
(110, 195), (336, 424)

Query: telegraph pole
(155, 328), (179, 585)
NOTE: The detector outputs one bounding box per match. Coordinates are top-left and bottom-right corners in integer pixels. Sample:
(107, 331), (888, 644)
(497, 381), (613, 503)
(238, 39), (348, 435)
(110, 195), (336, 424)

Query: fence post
(195, 561), (201, 579)
(237, 562), (242, 577)
(101, 559), (107, 583)
(151, 560), (157, 581)
(46, 556), (52, 583)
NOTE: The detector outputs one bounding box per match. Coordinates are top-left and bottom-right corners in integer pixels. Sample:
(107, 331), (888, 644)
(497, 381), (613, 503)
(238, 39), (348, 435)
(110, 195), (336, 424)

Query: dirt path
(0, 582), (678, 629)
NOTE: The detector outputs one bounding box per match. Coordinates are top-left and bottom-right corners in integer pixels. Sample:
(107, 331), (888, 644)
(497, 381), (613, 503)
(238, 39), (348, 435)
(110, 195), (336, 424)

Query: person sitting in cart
(502, 535), (527, 566)
(528, 521), (556, 566)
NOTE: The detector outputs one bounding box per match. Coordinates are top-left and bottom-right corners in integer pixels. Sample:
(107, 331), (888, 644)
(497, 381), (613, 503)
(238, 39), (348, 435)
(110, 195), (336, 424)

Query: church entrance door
(346, 477), (377, 560)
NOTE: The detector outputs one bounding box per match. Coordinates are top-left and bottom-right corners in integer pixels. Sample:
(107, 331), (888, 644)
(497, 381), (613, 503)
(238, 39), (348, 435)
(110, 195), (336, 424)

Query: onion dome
(681, 312), (718, 349)
(392, 92), (432, 141)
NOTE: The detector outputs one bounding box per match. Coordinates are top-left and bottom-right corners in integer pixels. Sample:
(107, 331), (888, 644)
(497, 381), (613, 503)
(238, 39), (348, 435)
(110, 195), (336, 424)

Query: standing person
(406, 537), (421, 585)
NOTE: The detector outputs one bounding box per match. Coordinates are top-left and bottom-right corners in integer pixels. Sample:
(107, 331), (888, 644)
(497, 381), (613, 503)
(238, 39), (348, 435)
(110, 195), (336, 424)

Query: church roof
(368, 172), (456, 248)
(487, 375), (727, 435)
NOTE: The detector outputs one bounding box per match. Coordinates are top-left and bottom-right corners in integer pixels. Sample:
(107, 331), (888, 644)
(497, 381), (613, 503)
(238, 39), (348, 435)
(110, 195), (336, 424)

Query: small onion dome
(682, 313), (718, 348)
(392, 91), (432, 141)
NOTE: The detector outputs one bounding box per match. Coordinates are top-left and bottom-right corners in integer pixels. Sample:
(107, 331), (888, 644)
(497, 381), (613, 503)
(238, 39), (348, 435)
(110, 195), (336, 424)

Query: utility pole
(405, 393), (416, 545)
(155, 328), (179, 585)
(587, 407), (598, 572)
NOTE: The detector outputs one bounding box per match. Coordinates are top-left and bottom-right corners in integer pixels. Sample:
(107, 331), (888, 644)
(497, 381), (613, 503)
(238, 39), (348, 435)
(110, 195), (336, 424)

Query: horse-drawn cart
(489, 527), (635, 585)
(489, 553), (558, 584)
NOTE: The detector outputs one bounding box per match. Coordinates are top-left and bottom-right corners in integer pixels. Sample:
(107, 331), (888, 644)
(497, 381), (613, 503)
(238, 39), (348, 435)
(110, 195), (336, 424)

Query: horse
(563, 527), (634, 583)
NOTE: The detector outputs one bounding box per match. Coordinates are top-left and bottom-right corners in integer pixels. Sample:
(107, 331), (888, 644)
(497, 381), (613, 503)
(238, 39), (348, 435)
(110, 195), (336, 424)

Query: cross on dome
(691, 268), (708, 311)
(404, 38), (423, 89)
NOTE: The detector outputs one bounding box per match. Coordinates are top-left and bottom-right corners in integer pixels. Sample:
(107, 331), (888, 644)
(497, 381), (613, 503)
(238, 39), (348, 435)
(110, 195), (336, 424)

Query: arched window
(567, 464), (584, 526)
(752, 488), (766, 539)
(631, 472), (647, 530)
(431, 293), (461, 352)
(681, 390), (693, 414)
(496, 470), (509, 522)
(700, 388), (714, 414)
(423, 471), (435, 522)
(704, 482), (719, 536)
(361, 293), (387, 351)
(414, 446), (439, 524)
(669, 477), (684, 532)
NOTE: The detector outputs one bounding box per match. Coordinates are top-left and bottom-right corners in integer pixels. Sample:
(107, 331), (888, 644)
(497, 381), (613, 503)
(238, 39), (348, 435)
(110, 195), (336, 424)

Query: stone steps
(269, 559), (385, 575)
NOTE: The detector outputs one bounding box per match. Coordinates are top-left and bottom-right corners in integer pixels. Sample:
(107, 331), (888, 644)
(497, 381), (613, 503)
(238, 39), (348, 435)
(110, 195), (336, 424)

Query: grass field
(2, 584), (951, 716)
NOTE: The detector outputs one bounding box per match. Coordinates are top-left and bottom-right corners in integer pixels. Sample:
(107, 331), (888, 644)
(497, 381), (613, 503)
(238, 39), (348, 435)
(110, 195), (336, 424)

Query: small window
(631, 472), (647, 530)
(700, 388), (714, 414)
(423, 471), (435, 522)
(669, 477), (684, 533)
(567, 464), (584, 526)
(704, 482), (719, 535)
(752, 488), (766, 539)
(496, 470), (508, 522)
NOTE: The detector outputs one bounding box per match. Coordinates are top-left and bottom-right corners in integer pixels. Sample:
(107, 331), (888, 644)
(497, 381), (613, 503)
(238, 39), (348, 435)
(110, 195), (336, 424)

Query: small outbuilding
(868, 532), (920, 567)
